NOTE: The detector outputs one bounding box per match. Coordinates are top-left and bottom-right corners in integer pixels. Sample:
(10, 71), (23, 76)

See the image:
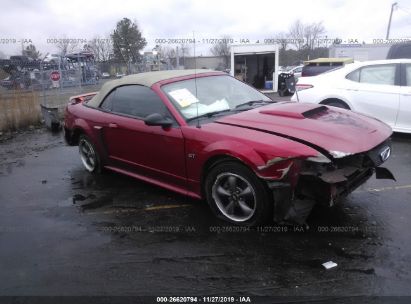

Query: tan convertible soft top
(87, 69), (219, 108)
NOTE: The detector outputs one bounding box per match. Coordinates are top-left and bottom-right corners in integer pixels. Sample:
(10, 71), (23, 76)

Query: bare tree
(179, 43), (191, 67)
(156, 45), (177, 68)
(180, 43), (191, 57)
(288, 20), (326, 51)
(88, 35), (113, 62)
(288, 20), (305, 50)
(22, 44), (42, 60)
(304, 22), (325, 50)
(274, 32), (290, 50)
(164, 47), (176, 60)
(158, 45), (176, 60)
(209, 36), (232, 68)
(55, 37), (79, 56)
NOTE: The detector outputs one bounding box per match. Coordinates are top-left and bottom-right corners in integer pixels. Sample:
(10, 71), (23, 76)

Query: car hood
(215, 102), (392, 158)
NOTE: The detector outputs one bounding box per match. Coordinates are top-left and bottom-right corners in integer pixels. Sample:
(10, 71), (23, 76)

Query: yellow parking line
(144, 204), (192, 211)
(84, 204), (193, 215)
(366, 184), (411, 192)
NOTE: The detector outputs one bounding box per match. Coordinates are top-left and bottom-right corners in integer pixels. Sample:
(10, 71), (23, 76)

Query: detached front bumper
(298, 139), (394, 205)
(297, 166), (375, 206)
(269, 140), (395, 224)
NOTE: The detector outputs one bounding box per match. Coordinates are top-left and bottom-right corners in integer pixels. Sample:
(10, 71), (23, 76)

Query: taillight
(296, 84), (313, 91)
(70, 97), (84, 105)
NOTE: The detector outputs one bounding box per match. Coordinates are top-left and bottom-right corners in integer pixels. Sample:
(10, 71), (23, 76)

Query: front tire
(205, 161), (273, 226)
(78, 134), (101, 173)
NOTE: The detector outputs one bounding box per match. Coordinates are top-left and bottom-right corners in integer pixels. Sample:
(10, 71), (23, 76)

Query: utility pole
(176, 46), (179, 69)
(386, 2), (397, 40)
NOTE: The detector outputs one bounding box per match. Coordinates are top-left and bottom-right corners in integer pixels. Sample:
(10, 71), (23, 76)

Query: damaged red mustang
(64, 70), (395, 225)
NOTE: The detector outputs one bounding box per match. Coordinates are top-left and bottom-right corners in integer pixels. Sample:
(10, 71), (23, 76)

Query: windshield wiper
(235, 100), (274, 109)
(186, 109), (232, 122)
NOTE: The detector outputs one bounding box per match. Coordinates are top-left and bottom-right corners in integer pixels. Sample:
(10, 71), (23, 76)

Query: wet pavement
(0, 127), (411, 298)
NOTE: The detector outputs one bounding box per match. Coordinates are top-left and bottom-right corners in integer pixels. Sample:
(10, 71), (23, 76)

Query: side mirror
(144, 113), (173, 128)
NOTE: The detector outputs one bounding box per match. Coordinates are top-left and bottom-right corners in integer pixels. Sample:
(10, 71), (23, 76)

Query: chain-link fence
(0, 67), (100, 131)
(0, 53), (194, 131)
(0, 57), (165, 131)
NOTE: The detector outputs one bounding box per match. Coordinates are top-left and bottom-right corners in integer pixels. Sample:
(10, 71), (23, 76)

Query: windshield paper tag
(169, 89), (199, 108)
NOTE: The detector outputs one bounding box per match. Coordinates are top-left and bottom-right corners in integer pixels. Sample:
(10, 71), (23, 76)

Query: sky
(0, 0), (410, 57)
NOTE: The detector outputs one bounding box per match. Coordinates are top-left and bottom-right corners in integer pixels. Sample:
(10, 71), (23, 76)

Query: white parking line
(144, 204), (192, 211)
(365, 184), (411, 192)
(84, 204), (193, 215)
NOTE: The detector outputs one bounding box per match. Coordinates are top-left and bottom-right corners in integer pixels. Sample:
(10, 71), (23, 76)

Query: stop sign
(50, 71), (60, 81)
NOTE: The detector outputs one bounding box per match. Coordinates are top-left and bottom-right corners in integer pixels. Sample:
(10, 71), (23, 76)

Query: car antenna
(294, 64), (300, 102)
(295, 85), (300, 102)
(193, 31), (201, 128)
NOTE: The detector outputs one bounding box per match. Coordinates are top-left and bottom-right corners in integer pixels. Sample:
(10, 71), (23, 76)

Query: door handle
(108, 123), (118, 128)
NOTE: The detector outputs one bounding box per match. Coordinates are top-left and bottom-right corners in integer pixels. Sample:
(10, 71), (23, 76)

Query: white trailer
(230, 44), (279, 92)
(329, 44), (391, 61)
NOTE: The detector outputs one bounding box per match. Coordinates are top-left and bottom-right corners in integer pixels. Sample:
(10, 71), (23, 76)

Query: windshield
(162, 75), (271, 120)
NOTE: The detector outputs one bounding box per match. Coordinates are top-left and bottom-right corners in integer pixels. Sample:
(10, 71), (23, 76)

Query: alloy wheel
(211, 173), (257, 222)
(79, 138), (97, 172)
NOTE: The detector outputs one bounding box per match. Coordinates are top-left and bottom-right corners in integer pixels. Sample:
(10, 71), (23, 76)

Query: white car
(291, 59), (411, 133)
(287, 65), (303, 80)
(43, 54), (61, 63)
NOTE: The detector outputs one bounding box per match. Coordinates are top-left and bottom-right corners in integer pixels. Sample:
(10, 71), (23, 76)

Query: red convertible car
(64, 70), (394, 225)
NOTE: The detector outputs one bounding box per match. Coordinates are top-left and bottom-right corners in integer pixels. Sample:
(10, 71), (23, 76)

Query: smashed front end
(265, 140), (395, 225)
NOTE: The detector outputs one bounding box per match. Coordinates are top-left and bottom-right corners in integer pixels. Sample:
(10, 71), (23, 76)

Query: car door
(99, 85), (187, 189)
(293, 66), (302, 79)
(345, 63), (400, 128)
(397, 63), (411, 132)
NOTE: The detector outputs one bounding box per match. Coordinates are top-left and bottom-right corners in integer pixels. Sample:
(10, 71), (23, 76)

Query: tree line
(211, 20), (340, 67)
(14, 18), (146, 64)
(15, 18), (334, 68)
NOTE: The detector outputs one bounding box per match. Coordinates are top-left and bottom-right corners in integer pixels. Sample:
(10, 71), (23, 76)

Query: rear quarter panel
(294, 75), (355, 109)
(65, 103), (109, 159)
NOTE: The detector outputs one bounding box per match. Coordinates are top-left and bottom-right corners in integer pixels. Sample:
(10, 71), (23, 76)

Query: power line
(397, 6), (411, 15)
(398, 4), (411, 11)
(395, 8), (411, 26)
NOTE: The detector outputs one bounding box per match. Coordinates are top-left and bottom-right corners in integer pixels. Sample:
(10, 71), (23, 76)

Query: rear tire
(205, 161), (273, 226)
(78, 134), (102, 173)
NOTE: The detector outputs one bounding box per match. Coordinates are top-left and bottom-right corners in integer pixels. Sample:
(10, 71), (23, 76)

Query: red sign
(50, 71), (60, 81)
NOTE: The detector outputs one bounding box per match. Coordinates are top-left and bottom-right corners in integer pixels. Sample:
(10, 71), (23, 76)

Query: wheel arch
(199, 139), (274, 198)
(65, 118), (94, 146)
(71, 127), (86, 145)
(320, 97), (352, 109)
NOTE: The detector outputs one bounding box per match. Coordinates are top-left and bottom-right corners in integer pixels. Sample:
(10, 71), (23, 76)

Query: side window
(346, 69), (360, 82)
(405, 65), (411, 86)
(100, 89), (116, 111)
(111, 85), (168, 118)
(359, 64), (396, 85)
